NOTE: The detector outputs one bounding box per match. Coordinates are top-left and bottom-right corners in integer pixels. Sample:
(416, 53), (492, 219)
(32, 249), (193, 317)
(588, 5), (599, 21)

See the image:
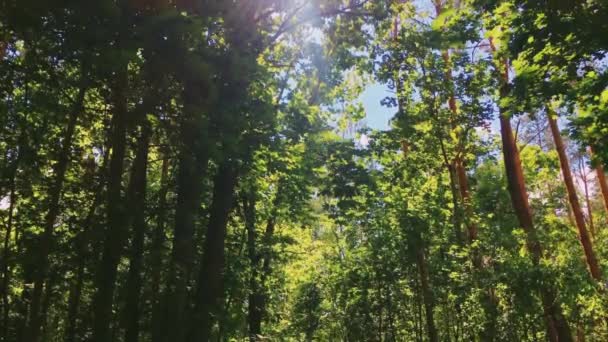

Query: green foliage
(0, 1), (607, 341)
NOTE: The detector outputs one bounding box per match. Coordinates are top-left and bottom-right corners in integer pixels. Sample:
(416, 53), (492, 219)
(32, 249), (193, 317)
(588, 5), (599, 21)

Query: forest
(1, 0), (608, 341)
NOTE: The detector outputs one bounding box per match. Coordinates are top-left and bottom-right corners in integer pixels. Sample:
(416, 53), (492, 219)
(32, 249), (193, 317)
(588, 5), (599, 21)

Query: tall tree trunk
(148, 150), (170, 340)
(415, 276), (423, 342)
(190, 162), (239, 341)
(256, 215), (276, 329)
(547, 111), (601, 281)
(416, 246), (438, 342)
(25, 73), (87, 342)
(64, 242), (85, 342)
(439, 48), (478, 245)
(434, 0), (475, 246)
(490, 40), (572, 342)
(155, 84), (210, 342)
(576, 324), (585, 342)
(91, 61), (129, 342)
(0, 131), (23, 340)
(65, 203), (99, 342)
(39, 269), (57, 341)
(455, 159), (478, 242)
(242, 192), (263, 342)
(589, 147), (608, 223)
(121, 121), (151, 342)
(447, 162), (465, 243)
(64, 144), (109, 342)
(578, 159), (595, 239)
(245, 185), (281, 341)
(1, 175), (17, 341)
(436, 11), (494, 336)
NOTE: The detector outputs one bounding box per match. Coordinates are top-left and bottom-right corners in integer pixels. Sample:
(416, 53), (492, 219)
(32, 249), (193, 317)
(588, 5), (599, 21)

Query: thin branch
(519, 123), (549, 153)
(269, 0), (373, 45)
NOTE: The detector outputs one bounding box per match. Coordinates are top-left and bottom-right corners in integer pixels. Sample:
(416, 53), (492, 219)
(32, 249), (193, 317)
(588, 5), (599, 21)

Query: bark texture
(92, 61), (129, 342)
(547, 111), (601, 281)
(490, 39), (572, 342)
(122, 122), (151, 342)
(417, 246), (438, 342)
(190, 162), (239, 341)
(156, 83), (210, 342)
(26, 76), (87, 342)
(589, 147), (608, 224)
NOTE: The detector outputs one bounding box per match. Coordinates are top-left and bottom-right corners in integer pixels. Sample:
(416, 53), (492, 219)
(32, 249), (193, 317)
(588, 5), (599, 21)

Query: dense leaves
(0, 0), (607, 341)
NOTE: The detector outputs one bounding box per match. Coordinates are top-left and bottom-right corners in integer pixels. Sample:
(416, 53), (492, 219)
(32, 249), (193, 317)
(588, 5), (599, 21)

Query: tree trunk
(148, 150), (170, 340)
(25, 73), (87, 342)
(122, 121), (151, 342)
(416, 246), (438, 342)
(547, 111), (601, 281)
(455, 160), (478, 242)
(1, 176), (17, 341)
(245, 185), (281, 342)
(435, 0), (476, 247)
(437, 21), (493, 338)
(578, 159), (595, 239)
(91, 61), (129, 342)
(589, 147), (608, 224)
(243, 192), (263, 342)
(39, 270), (57, 341)
(447, 163), (465, 243)
(257, 215), (276, 328)
(0, 131), (25, 341)
(489, 39), (572, 342)
(64, 244), (85, 342)
(155, 84), (210, 342)
(64, 143), (109, 342)
(190, 162), (239, 341)
(576, 323), (585, 342)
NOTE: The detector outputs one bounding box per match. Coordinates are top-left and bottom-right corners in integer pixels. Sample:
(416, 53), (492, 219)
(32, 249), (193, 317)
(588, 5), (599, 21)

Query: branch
(519, 123), (548, 153)
(269, 0), (373, 45)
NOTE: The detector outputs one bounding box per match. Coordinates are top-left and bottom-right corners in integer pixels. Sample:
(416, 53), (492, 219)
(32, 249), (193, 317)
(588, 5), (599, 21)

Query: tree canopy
(0, 0), (607, 341)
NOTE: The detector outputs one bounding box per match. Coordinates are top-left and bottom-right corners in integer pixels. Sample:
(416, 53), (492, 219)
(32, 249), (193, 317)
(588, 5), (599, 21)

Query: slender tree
(547, 106), (601, 281)
(589, 147), (608, 223)
(490, 39), (572, 342)
(91, 52), (130, 342)
(121, 120), (151, 342)
(24, 66), (87, 342)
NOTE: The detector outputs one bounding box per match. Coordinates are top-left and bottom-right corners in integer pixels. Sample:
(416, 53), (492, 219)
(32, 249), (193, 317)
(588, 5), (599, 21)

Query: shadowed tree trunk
(244, 182), (282, 341)
(64, 235), (86, 342)
(416, 245), (438, 342)
(121, 120), (151, 342)
(64, 145), (109, 342)
(25, 73), (87, 342)
(547, 110), (601, 281)
(190, 161), (239, 341)
(490, 39), (572, 342)
(148, 149), (170, 340)
(242, 191), (263, 342)
(1, 111), (29, 341)
(254, 213), (278, 336)
(155, 83), (210, 342)
(1, 169), (17, 340)
(91, 60), (129, 342)
(0, 127), (25, 340)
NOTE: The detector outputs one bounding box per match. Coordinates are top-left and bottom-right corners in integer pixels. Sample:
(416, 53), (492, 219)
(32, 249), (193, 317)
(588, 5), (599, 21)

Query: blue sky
(359, 83), (395, 130)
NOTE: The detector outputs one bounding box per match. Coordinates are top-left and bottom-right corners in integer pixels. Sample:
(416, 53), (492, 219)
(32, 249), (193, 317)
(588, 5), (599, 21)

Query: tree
(1, 0), (607, 340)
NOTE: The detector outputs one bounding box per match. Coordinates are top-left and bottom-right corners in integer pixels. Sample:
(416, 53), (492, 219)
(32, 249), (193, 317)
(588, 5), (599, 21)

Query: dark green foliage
(0, 1), (607, 341)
